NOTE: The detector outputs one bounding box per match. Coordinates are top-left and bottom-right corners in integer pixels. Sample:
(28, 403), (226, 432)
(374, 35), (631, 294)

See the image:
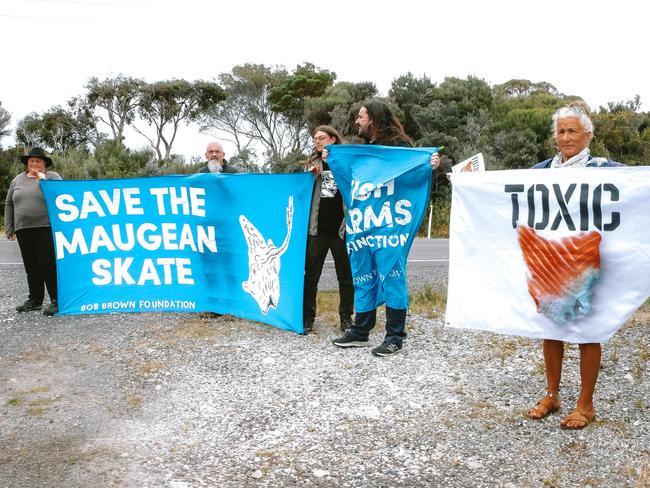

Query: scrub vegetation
(1, 69), (648, 236)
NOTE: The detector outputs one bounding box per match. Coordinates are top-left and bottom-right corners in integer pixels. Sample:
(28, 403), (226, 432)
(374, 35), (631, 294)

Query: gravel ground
(1, 263), (649, 487)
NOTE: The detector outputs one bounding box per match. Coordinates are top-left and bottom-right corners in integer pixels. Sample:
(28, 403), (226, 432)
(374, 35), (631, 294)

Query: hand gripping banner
(446, 167), (650, 343)
(327, 145), (435, 312)
(40, 173), (313, 333)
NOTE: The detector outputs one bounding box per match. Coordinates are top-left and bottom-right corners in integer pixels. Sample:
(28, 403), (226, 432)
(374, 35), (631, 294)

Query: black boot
(340, 315), (353, 333)
(16, 299), (42, 312)
(303, 319), (314, 335)
(43, 301), (58, 316)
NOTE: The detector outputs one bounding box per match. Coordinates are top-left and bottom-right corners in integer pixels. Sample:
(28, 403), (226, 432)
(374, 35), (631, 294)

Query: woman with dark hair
(5, 147), (62, 316)
(526, 101), (624, 429)
(302, 125), (354, 333)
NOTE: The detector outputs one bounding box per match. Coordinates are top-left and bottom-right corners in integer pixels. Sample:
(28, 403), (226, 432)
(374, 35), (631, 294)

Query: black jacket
(197, 159), (242, 174)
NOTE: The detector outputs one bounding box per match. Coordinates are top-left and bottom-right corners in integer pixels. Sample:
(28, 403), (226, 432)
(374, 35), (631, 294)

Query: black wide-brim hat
(20, 147), (53, 167)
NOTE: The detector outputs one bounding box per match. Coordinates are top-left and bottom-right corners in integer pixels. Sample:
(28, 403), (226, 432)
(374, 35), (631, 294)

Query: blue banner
(326, 145), (434, 311)
(40, 173), (313, 333)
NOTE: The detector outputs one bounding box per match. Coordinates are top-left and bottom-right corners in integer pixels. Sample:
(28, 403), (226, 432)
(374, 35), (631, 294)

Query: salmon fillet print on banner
(446, 166), (650, 343)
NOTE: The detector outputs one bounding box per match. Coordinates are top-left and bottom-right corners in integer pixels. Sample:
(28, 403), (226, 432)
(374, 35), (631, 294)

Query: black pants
(303, 234), (354, 325)
(348, 307), (407, 346)
(16, 227), (58, 304)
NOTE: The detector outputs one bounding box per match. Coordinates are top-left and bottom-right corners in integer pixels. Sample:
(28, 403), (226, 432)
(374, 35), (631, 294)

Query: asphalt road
(0, 238), (21, 263)
(312, 237), (449, 290)
(0, 237), (450, 291)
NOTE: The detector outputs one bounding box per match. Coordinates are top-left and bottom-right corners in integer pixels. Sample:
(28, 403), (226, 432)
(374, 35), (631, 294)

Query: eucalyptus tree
(268, 62), (336, 151)
(201, 63), (316, 164)
(303, 81), (378, 135)
(85, 75), (144, 143)
(136, 79), (225, 162)
(413, 76), (493, 163)
(389, 73), (435, 140)
(488, 79), (567, 168)
(593, 95), (649, 164)
(0, 101), (10, 139)
(15, 104), (99, 153)
(0, 146), (24, 216)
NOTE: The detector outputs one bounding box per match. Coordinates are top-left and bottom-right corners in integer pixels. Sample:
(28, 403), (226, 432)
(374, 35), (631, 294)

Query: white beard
(207, 159), (223, 173)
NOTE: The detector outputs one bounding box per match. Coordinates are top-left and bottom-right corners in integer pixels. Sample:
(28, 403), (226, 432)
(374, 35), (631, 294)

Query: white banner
(446, 167), (650, 343)
(451, 152), (485, 173)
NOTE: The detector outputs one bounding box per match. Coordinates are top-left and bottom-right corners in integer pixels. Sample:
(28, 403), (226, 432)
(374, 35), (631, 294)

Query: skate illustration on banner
(240, 196), (294, 314)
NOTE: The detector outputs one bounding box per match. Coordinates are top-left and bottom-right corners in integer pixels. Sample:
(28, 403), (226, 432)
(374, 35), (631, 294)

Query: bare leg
(576, 343), (601, 410)
(560, 343), (601, 429)
(528, 339), (564, 419)
(543, 339), (564, 394)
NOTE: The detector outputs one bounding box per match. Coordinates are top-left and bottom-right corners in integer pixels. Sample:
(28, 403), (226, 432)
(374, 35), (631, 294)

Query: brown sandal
(560, 409), (596, 430)
(527, 396), (561, 420)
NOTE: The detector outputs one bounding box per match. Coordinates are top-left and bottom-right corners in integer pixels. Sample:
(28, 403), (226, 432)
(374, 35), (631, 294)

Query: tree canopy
(136, 79), (224, 162)
(0, 102), (10, 139)
(3, 65), (648, 235)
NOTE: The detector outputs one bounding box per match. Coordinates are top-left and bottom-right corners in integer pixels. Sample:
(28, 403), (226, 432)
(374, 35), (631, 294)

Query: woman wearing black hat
(4, 147), (62, 316)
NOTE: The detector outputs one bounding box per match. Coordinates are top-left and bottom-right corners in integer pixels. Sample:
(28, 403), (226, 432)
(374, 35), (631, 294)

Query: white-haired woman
(526, 102), (623, 429)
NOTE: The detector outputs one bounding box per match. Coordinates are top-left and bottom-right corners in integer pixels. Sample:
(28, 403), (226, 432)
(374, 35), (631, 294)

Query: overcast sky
(1, 0), (648, 162)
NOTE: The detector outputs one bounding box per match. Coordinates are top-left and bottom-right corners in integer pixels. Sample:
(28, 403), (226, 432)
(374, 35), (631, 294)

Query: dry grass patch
(29, 396), (60, 407)
(21, 344), (58, 361)
(89, 340), (107, 355)
(26, 406), (45, 416)
(409, 285), (447, 319)
(493, 339), (518, 365)
(581, 477), (605, 487)
(172, 319), (219, 340)
(4, 385), (57, 409)
(138, 360), (165, 375)
(595, 418), (632, 437)
(541, 471), (562, 487)
(315, 290), (343, 328)
(490, 336), (532, 363)
(18, 392), (62, 416)
(142, 317), (251, 349)
(309, 285), (448, 324)
(27, 385), (50, 394)
(560, 440), (588, 455)
(125, 394), (142, 410)
(468, 335), (533, 366)
(635, 454), (650, 488)
(625, 300), (650, 329)
(632, 341), (648, 381)
(0, 448), (12, 464)
(467, 399), (501, 420)
(608, 339), (622, 365)
(123, 355), (168, 378)
(126, 328), (182, 354)
(533, 359), (546, 376)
